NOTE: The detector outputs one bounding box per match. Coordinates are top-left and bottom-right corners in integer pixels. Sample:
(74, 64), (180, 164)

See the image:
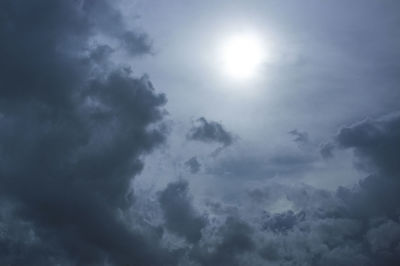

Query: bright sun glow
(220, 33), (266, 80)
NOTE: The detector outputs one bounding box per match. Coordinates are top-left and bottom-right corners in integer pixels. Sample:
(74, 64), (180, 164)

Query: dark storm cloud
(190, 217), (254, 266)
(2, 0), (400, 265)
(159, 180), (207, 243)
(0, 1), (175, 265)
(187, 117), (234, 147)
(261, 210), (306, 233)
(185, 156), (201, 174)
(89, 44), (114, 63)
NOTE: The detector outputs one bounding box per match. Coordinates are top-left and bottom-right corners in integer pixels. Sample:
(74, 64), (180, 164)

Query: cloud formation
(165, 112), (400, 266)
(187, 117), (234, 147)
(289, 129), (309, 144)
(0, 1), (173, 265)
(240, 112), (400, 266)
(185, 156), (202, 174)
(159, 180), (207, 243)
(1, 1), (400, 266)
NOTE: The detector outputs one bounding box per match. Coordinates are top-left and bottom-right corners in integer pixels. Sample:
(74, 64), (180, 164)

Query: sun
(220, 32), (266, 80)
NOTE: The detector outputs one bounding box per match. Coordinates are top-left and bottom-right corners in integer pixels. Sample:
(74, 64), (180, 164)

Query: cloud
(249, 112), (400, 265)
(159, 180), (207, 243)
(0, 1), (174, 265)
(320, 141), (336, 159)
(187, 117), (234, 147)
(183, 112), (400, 266)
(185, 156), (201, 174)
(335, 112), (400, 176)
(261, 210), (306, 233)
(122, 31), (153, 56)
(366, 220), (400, 254)
(2, 1), (400, 265)
(207, 152), (315, 180)
(190, 217), (254, 266)
(288, 129), (309, 144)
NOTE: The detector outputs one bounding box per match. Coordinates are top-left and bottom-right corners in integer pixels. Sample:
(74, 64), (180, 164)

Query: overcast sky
(1, 1), (400, 265)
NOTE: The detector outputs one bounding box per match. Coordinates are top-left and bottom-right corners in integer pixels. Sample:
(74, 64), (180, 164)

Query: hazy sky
(1, 1), (400, 265)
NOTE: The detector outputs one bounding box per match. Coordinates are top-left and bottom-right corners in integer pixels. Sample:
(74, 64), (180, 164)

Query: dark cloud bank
(0, 1), (171, 265)
(1, 1), (400, 266)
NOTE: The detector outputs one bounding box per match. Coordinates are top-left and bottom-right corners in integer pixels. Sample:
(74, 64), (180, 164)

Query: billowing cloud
(179, 112), (400, 265)
(190, 217), (254, 266)
(0, 1), (173, 265)
(261, 210), (306, 233)
(2, 1), (400, 266)
(159, 180), (207, 243)
(335, 112), (400, 176)
(245, 112), (400, 265)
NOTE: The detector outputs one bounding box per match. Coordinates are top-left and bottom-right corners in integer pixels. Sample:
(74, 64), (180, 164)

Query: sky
(0, 0), (400, 265)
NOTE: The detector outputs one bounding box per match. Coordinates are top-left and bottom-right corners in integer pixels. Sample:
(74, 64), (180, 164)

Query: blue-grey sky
(131, 0), (400, 192)
(1, 0), (400, 265)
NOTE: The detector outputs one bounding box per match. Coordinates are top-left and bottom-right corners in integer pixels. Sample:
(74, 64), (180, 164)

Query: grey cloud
(2, 1), (400, 265)
(332, 112), (400, 220)
(259, 242), (280, 262)
(0, 1), (173, 265)
(261, 210), (306, 233)
(335, 112), (400, 176)
(191, 217), (254, 266)
(289, 129), (309, 144)
(82, 0), (153, 57)
(255, 112), (400, 265)
(185, 156), (201, 174)
(187, 117), (234, 147)
(320, 141), (336, 159)
(247, 183), (339, 218)
(122, 31), (153, 56)
(159, 180), (207, 243)
(89, 44), (114, 63)
(207, 156), (275, 179)
(366, 220), (400, 254)
(208, 152), (315, 180)
(202, 112), (400, 266)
